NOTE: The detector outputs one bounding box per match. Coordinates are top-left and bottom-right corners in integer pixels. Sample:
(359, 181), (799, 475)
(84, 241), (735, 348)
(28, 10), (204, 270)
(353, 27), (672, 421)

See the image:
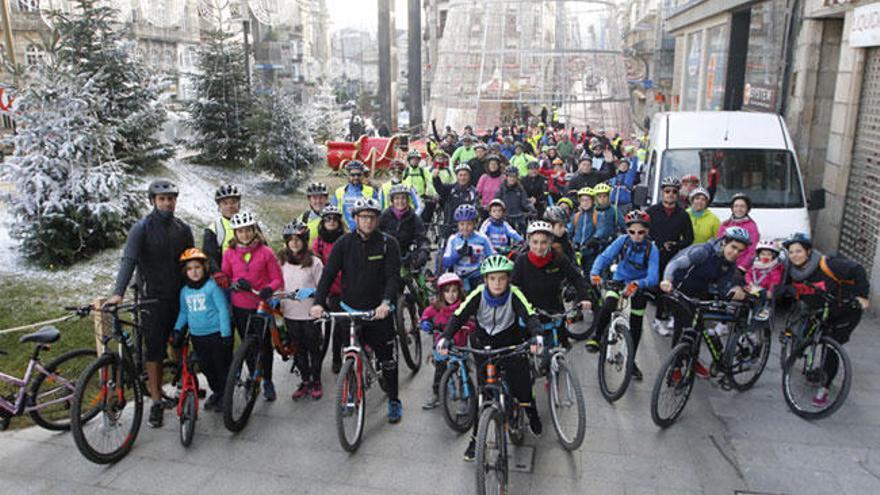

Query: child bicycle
(437, 345), (477, 434)
(397, 251), (435, 373)
(595, 279), (635, 403)
(650, 290), (771, 428)
(170, 329), (200, 447)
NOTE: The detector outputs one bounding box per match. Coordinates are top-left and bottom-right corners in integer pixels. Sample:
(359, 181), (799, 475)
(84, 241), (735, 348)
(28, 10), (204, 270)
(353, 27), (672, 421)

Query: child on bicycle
(569, 187), (597, 274)
(279, 221), (325, 401)
(585, 210), (659, 381)
(543, 205), (576, 261)
(745, 240), (784, 321)
(221, 211), (284, 401)
(419, 273), (473, 409)
(437, 255), (543, 462)
(479, 199), (523, 254)
(441, 204), (495, 291)
(312, 205), (346, 374)
(170, 248), (232, 412)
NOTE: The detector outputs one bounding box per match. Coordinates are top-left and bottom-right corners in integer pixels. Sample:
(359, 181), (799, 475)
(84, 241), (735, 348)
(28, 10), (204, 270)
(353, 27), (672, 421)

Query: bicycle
(780, 288), (858, 420)
(534, 309), (586, 450)
(68, 298), (159, 464)
(223, 287), (298, 433)
(595, 280), (635, 403)
(437, 345), (477, 433)
(650, 290), (771, 428)
(397, 254), (434, 373)
(318, 309), (390, 452)
(0, 325), (96, 432)
(173, 330), (200, 447)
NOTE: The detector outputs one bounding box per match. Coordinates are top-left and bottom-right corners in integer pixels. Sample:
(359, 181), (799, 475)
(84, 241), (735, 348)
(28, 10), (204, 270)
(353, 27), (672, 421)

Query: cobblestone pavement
(2, 305), (880, 495)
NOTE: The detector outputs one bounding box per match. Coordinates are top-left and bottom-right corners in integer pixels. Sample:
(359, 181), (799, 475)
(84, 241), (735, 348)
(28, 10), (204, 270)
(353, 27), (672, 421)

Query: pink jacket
(476, 175), (503, 208)
(745, 261), (784, 295)
(717, 216), (760, 271)
(222, 243), (284, 310)
(421, 301), (474, 347)
(281, 259), (324, 321)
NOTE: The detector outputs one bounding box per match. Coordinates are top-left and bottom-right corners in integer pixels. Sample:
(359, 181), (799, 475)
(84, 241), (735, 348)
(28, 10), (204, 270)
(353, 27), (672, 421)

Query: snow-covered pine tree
(1, 67), (140, 267)
(306, 81), (346, 144)
(50, 0), (171, 170)
(249, 91), (321, 189)
(186, 29), (253, 166)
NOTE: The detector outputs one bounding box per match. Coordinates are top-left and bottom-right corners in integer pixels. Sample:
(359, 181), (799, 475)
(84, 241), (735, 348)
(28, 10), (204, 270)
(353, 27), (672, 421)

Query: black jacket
(787, 255), (870, 309)
(495, 182), (536, 219)
(512, 252), (589, 313)
(646, 203), (694, 265)
(566, 171), (609, 193)
(114, 210), (194, 299)
(314, 231), (401, 311)
(522, 175), (548, 204)
(434, 177), (478, 226)
(378, 208), (428, 258)
(467, 157), (487, 186)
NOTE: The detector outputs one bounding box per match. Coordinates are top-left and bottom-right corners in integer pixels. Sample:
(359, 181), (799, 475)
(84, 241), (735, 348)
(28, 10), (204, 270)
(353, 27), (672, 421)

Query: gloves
(419, 320), (434, 333)
(258, 287), (275, 301)
(624, 281), (639, 297)
(590, 275), (602, 286)
(221, 336), (233, 349)
(213, 271), (230, 289)
(234, 279), (252, 292)
(168, 330), (185, 349)
(456, 241), (472, 257)
(295, 288), (316, 300)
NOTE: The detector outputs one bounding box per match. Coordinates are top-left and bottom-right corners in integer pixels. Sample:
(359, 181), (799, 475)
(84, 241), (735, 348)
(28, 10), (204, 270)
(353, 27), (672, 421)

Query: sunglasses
(628, 229), (647, 236)
(349, 173), (363, 178)
(663, 189), (678, 194)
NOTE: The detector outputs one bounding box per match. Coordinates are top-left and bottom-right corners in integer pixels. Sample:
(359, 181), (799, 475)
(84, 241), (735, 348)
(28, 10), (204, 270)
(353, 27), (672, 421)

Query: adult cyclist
(379, 184), (430, 269)
(298, 182), (329, 245)
(332, 160), (378, 230)
(204, 184), (241, 275)
(403, 149), (438, 223)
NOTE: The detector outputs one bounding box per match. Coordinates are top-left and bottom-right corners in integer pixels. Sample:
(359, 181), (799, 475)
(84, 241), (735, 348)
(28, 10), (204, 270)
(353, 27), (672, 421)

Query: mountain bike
(595, 280), (635, 403)
(397, 254), (434, 373)
(534, 309), (586, 450)
(781, 288), (858, 420)
(0, 325), (95, 431)
(438, 346), (477, 433)
(650, 290), (771, 428)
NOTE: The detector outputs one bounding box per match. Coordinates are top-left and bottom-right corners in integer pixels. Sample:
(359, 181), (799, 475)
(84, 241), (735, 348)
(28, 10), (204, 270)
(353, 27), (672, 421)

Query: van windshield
(660, 149), (804, 208)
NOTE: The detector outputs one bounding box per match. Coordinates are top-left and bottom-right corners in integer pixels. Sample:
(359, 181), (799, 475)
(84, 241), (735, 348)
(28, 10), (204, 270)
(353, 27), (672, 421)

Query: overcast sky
(326, 0), (409, 32)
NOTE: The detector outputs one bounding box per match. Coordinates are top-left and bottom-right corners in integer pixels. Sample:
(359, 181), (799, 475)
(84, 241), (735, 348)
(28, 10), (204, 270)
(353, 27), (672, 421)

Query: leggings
(286, 319), (322, 384)
(593, 291), (647, 356)
(232, 307), (274, 383)
(822, 309), (862, 387)
(190, 333), (232, 396)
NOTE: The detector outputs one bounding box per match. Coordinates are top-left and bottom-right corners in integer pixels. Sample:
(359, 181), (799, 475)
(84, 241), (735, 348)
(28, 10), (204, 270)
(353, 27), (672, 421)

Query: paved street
(2, 306), (880, 495)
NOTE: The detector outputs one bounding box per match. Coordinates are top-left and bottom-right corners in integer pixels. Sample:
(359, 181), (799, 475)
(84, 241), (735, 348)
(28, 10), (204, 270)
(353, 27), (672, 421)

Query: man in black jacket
(522, 161), (549, 218)
(567, 156), (610, 194)
(434, 163), (479, 237)
(311, 197), (404, 423)
(106, 179), (194, 428)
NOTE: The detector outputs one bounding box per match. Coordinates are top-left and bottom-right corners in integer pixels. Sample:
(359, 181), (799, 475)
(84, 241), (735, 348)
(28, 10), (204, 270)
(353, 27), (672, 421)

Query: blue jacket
(593, 205), (625, 243)
(331, 183), (379, 230)
(591, 234), (659, 289)
(479, 218), (523, 249)
(500, 145), (516, 160)
(174, 279), (232, 337)
(663, 238), (741, 296)
(442, 230), (495, 279)
(608, 159), (639, 206)
(569, 207), (596, 246)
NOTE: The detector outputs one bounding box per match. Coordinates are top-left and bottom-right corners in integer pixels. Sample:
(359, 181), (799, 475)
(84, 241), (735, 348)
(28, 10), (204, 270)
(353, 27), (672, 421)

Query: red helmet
(624, 209), (651, 227)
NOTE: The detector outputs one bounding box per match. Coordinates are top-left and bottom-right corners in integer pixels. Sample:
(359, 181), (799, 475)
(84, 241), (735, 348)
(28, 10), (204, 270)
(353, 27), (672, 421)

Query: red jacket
(312, 236), (342, 296)
(221, 242), (284, 310)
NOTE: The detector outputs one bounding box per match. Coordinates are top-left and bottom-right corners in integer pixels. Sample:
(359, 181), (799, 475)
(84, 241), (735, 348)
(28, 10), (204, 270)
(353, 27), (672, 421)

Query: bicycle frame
(176, 336), (199, 417)
(674, 293), (750, 371)
(439, 350), (474, 400)
(321, 311), (379, 401)
(0, 357), (77, 416)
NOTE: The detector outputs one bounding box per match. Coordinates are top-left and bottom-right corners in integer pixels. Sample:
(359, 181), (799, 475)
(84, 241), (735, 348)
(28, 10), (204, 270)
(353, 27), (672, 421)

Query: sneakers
(263, 380), (277, 402)
(291, 382), (311, 401)
(584, 337), (600, 353)
(631, 363), (643, 381)
(755, 308), (770, 321)
(666, 317), (675, 329)
(388, 399), (403, 423)
(422, 392), (440, 410)
(694, 361), (710, 379)
(148, 402), (164, 428)
(525, 407), (542, 437)
(310, 381), (323, 400)
(464, 437), (476, 462)
(652, 319), (671, 337)
(812, 387), (829, 407)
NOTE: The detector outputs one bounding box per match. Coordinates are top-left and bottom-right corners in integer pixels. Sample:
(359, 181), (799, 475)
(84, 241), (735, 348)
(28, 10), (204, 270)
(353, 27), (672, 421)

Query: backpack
(618, 237), (652, 271)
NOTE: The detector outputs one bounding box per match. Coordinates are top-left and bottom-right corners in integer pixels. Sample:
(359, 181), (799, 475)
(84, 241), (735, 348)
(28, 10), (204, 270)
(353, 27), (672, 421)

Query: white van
(635, 111), (820, 242)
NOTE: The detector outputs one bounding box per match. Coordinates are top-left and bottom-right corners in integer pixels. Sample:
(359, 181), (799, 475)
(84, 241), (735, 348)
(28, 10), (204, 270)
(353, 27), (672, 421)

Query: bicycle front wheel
(475, 405), (508, 495)
(597, 317), (634, 403)
(650, 343), (696, 428)
(70, 353), (143, 464)
(725, 324), (771, 391)
(396, 294), (422, 373)
(179, 389), (197, 447)
(336, 357), (365, 452)
(29, 348), (97, 431)
(439, 361), (476, 433)
(782, 336), (851, 420)
(548, 356), (586, 450)
(223, 337), (261, 433)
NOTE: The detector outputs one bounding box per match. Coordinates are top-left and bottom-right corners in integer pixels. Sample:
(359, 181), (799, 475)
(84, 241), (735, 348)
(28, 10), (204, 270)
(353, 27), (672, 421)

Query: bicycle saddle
(19, 326), (61, 344)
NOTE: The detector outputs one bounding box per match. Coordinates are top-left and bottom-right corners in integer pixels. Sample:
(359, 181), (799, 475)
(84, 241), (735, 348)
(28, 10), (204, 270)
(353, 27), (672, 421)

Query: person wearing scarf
(717, 193), (759, 271)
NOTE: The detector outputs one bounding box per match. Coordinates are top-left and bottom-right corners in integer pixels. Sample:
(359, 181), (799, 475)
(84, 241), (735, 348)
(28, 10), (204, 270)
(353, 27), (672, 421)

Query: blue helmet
(722, 226), (751, 246)
(453, 204), (478, 222)
(782, 232), (812, 250)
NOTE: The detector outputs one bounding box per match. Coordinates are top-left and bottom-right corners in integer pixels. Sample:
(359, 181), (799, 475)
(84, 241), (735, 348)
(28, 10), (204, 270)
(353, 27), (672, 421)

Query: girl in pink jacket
(221, 212), (283, 401)
(717, 193), (760, 271)
(746, 240), (784, 320)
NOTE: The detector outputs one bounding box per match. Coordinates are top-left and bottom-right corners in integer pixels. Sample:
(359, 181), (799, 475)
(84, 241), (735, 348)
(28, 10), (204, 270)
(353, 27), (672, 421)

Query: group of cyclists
(107, 119), (871, 465)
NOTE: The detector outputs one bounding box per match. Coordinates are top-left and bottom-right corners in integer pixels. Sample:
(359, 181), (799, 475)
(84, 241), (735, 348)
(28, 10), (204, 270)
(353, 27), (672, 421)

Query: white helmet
(230, 211), (257, 230)
(526, 220), (553, 237)
(755, 240), (780, 254)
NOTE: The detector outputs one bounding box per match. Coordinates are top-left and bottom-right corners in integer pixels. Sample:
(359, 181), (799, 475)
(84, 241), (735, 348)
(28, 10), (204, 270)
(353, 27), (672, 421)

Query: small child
(746, 240), (785, 321)
(418, 273), (473, 409)
(171, 248), (232, 412)
(479, 199), (523, 252)
(441, 204), (495, 291)
(279, 221), (325, 400)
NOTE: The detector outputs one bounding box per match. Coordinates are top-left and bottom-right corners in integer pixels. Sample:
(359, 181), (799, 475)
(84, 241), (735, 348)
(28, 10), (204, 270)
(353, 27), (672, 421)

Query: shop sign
(742, 83), (776, 111)
(851, 3), (880, 48)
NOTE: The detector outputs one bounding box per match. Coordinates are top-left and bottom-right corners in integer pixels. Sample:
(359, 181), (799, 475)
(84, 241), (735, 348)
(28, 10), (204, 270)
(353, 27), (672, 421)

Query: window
(703, 24), (728, 111)
(681, 31), (702, 111)
(17, 0), (39, 12)
(25, 45), (44, 66)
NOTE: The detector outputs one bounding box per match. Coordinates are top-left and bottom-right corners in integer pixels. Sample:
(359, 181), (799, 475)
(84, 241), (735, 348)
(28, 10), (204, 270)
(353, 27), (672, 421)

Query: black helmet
(148, 179), (179, 198)
(305, 182), (328, 196)
(282, 220), (310, 241)
(214, 184), (240, 202)
(543, 205), (569, 225)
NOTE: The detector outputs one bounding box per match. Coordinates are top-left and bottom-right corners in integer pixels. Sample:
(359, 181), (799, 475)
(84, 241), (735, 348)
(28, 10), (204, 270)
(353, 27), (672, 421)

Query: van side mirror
(632, 185), (649, 207)
(808, 188), (825, 211)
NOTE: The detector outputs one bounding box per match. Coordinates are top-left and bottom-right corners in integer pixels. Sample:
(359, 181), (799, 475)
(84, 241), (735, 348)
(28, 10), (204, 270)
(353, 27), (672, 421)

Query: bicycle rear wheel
(396, 294), (422, 373)
(475, 405), (508, 495)
(597, 317), (634, 403)
(223, 337), (261, 433)
(548, 356), (586, 450)
(650, 343), (696, 428)
(70, 353), (143, 464)
(782, 336), (851, 420)
(179, 389), (197, 447)
(725, 324), (771, 391)
(29, 348), (97, 431)
(439, 361), (476, 433)
(336, 357), (365, 452)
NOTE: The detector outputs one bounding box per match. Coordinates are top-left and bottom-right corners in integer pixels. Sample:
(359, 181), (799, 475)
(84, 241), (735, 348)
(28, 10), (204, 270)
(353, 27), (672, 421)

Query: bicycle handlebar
(65, 299), (159, 318)
(534, 308), (579, 321)
(449, 341), (530, 357)
(317, 310), (377, 322)
(666, 290), (747, 314)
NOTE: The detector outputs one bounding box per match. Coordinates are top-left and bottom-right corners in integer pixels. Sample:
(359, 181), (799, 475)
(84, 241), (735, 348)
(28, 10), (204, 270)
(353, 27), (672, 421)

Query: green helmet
(480, 255), (514, 276)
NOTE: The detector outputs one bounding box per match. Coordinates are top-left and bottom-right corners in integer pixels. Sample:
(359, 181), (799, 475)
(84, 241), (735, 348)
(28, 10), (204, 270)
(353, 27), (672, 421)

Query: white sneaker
(652, 319), (672, 336)
(666, 317), (675, 329)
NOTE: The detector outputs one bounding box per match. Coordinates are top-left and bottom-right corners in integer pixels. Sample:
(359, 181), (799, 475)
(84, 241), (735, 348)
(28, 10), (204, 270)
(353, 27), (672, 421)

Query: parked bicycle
(595, 280), (635, 403)
(650, 290), (771, 428)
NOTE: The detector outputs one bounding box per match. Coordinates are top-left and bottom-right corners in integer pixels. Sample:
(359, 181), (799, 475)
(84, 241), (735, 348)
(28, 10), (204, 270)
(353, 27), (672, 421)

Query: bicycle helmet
(755, 239), (780, 255)
(526, 220), (553, 237)
(592, 183), (612, 195)
(552, 158), (564, 166)
(556, 197), (575, 211)
(305, 182), (328, 197)
(453, 204), (478, 222)
(722, 226), (751, 246)
(474, 142), (488, 151)
(320, 205), (342, 218)
(624, 209), (651, 227)
(486, 154), (502, 163)
(514, 141), (525, 149)
(782, 232), (812, 250)
(689, 187), (710, 201)
(681, 174), (700, 185)
(148, 179), (178, 198)
(504, 165), (519, 176)
(346, 160), (367, 172)
(730, 192), (752, 210)
(488, 198), (506, 210)
(390, 159), (406, 171)
(215, 184), (241, 202)
(543, 205), (569, 224)
(433, 151), (449, 162)
(230, 211), (257, 230)
(388, 183), (411, 199)
(282, 220), (309, 241)
(436, 272), (463, 290)
(480, 254), (514, 276)
(406, 149), (421, 161)
(577, 187), (595, 197)
(179, 247), (208, 263)
(454, 163), (472, 174)
(660, 176), (682, 190)
(351, 197), (382, 216)
(526, 161), (540, 170)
